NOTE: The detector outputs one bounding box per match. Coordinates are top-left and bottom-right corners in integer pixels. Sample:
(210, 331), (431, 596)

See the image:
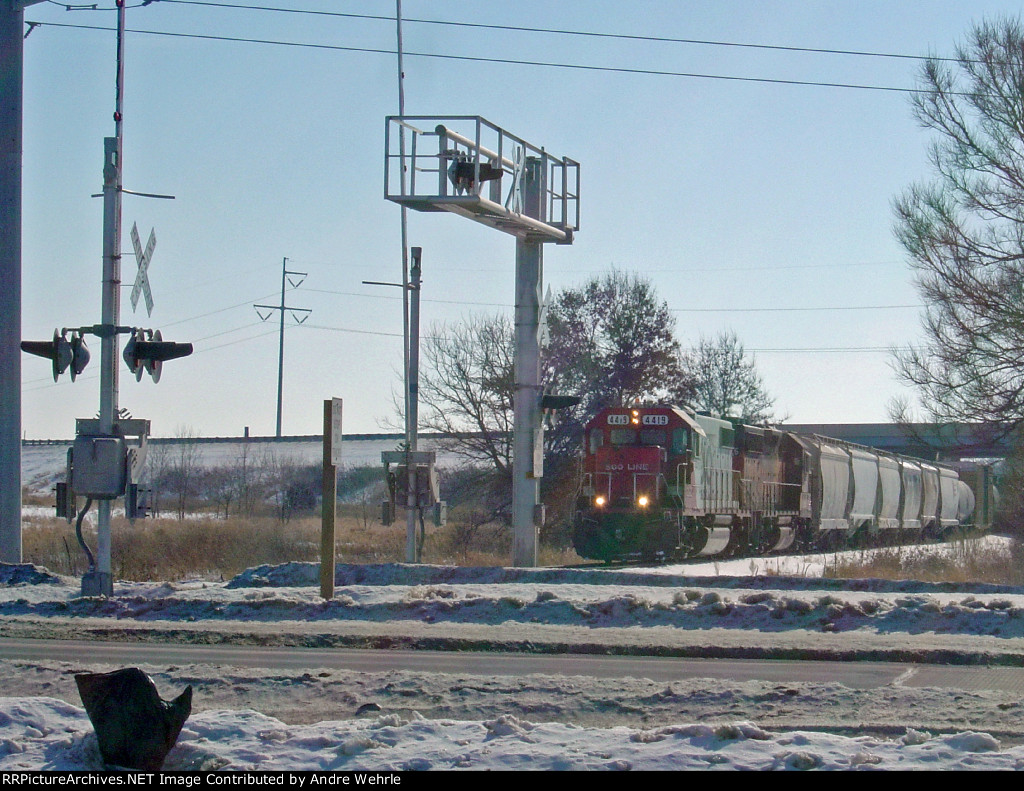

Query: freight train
(572, 404), (980, 562)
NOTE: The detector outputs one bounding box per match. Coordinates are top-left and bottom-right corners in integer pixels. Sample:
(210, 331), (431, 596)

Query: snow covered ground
(3, 537), (1024, 770)
(2, 697), (1019, 771)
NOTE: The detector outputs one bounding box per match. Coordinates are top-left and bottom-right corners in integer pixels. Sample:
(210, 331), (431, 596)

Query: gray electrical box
(71, 435), (127, 500)
(389, 464), (440, 507)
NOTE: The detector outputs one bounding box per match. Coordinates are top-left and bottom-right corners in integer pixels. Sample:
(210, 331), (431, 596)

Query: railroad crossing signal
(129, 222), (156, 317)
(122, 328), (193, 383)
(21, 329), (90, 382)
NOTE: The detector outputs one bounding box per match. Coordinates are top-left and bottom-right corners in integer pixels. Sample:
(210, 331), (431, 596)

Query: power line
(305, 286), (917, 313)
(160, 291), (279, 327)
(301, 322), (404, 340)
(667, 305), (917, 313)
(24, 20), (944, 95)
(190, 320), (264, 343)
(298, 321), (902, 353)
(530, 261), (898, 275)
(746, 346), (890, 353)
(304, 287), (507, 309)
(134, 0), (969, 66)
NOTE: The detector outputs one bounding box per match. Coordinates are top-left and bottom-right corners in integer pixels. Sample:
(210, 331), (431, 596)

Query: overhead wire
(19, 4), (937, 370)
(295, 321), (900, 353)
(22, 20), (958, 96)
(56, 0), (969, 66)
(304, 286), (917, 313)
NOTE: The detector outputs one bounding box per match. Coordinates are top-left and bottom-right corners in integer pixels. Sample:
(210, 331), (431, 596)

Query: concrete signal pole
(512, 158), (545, 567)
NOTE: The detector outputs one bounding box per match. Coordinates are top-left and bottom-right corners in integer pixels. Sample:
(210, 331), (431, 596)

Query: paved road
(5, 637), (1024, 693)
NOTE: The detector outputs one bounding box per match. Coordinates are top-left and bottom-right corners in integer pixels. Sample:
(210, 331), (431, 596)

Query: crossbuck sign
(129, 222), (156, 316)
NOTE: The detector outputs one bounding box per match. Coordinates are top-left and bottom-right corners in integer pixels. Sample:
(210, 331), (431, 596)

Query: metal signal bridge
(385, 116), (581, 566)
(385, 116), (579, 243)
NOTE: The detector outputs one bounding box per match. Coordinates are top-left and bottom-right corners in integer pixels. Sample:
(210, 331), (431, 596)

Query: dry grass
(824, 537), (1024, 586)
(21, 504), (584, 581)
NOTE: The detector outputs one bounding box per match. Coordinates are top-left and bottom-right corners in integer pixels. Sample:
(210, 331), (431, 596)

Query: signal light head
(123, 328), (193, 382)
(21, 329), (74, 382)
(68, 332), (90, 382)
(122, 330), (145, 381)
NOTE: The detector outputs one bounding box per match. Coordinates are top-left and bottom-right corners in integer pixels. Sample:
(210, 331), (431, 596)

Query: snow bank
(1, 698), (1020, 771)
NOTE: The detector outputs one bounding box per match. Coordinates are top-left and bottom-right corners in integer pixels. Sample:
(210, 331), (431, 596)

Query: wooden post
(320, 399), (338, 599)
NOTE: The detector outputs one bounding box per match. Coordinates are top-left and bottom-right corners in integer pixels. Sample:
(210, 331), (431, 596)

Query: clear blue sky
(17, 0), (1024, 439)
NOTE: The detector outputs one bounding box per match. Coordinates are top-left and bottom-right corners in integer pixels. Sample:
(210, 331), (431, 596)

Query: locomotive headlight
(637, 495), (650, 508)
(594, 496), (606, 507)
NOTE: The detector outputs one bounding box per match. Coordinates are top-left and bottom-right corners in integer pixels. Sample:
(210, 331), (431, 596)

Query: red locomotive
(573, 405), (978, 562)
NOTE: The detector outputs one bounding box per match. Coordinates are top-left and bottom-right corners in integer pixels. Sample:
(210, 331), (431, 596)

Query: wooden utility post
(320, 398), (341, 599)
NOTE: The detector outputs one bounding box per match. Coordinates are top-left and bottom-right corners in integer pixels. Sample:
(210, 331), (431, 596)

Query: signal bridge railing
(385, 116), (580, 243)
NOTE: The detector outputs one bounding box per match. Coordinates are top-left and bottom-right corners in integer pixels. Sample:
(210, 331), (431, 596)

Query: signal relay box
(70, 435), (127, 500)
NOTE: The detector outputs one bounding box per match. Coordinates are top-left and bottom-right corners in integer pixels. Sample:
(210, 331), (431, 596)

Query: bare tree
(201, 466), (236, 519)
(892, 17), (1024, 441)
(166, 426), (203, 520)
(232, 440), (268, 518)
(143, 441), (170, 517)
(681, 331), (775, 423)
(418, 314), (515, 477)
(414, 271), (693, 526)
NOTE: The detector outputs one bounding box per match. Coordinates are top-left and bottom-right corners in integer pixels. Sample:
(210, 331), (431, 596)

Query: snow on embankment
(0, 696), (1019, 771)
(231, 559), (1024, 594)
(4, 562), (1024, 663)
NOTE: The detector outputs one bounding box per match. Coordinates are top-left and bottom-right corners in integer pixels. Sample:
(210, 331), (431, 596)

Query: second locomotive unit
(572, 405), (977, 562)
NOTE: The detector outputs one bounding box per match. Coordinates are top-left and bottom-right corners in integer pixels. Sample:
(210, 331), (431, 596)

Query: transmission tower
(255, 257), (311, 437)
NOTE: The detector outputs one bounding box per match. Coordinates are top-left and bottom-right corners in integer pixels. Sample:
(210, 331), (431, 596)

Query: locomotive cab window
(589, 429), (604, 453)
(671, 428), (689, 455)
(639, 429), (667, 447)
(609, 428), (637, 445)
(719, 426), (735, 448)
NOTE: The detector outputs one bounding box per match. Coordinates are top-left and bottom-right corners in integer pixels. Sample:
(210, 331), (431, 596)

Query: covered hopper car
(572, 405), (979, 562)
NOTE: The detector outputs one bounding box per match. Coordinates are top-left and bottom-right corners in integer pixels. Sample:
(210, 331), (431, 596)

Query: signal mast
(20, 1), (192, 596)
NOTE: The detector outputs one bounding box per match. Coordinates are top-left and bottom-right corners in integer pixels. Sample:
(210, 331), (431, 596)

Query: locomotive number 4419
(641, 414), (669, 426)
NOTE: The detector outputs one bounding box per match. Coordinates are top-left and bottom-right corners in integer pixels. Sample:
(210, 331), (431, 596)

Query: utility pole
(406, 247), (421, 562)
(87, 0), (128, 597)
(394, 2), (416, 560)
(363, 247), (424, 563)
(1, 1), (46, 564)
(254, 257), (310, 438)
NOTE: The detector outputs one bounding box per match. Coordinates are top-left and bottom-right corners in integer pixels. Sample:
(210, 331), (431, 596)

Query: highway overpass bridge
(23, 423), (1015, 462)
(782, 423), (1013, 461)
